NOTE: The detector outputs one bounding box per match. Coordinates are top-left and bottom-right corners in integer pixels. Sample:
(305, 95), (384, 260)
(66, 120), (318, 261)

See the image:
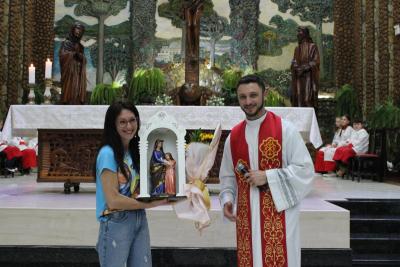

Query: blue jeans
(96, 209), (152, 267)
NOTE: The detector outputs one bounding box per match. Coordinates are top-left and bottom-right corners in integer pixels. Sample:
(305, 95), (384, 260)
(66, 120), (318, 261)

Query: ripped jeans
(96, 209), (152, 267)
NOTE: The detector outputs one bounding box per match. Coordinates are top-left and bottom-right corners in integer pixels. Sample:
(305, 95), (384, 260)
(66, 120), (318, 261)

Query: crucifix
(183, 0), (204, 87)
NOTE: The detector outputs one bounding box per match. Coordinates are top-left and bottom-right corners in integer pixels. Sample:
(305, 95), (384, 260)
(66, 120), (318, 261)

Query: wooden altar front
(38, 129), (102, 192)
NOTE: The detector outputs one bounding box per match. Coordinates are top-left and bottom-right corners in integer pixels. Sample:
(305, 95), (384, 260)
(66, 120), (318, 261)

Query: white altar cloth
(2, 105), (322, 147)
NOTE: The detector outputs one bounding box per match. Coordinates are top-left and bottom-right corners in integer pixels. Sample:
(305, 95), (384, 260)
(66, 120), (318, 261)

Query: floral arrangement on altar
(174, 124), (222, 231)
(154, 93), (173, 105)
(188, 129), (214, 144)
(206, 95), (225, 106)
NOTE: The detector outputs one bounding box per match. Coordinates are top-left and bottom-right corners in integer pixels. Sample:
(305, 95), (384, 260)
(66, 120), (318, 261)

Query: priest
(219, 74), (314, 267)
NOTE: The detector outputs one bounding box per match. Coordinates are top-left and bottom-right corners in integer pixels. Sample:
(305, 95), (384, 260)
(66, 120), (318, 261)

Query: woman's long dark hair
(94, 101), (140, 181)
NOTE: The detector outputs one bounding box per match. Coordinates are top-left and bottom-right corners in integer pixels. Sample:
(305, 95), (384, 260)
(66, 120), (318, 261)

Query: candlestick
(28, 64), (35, 84)
(43, 79), (53, 104)
(45, 58), (52, 79)
(27, 84), (35, 105)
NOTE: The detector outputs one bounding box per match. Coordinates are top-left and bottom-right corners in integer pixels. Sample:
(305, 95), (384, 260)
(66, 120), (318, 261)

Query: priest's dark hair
(236, 74), (266, 92)
(94, 101), (140, 180)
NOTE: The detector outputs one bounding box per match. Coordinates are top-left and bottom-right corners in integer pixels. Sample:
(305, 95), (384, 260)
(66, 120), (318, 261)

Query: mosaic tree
(200, 11), (228, 67)
(90, 39), (129, 83)
(229, 0), (260, 69)
(271, 0), (333, 79)
(64, 0), (128, 84)
(130, 0), (157, 70)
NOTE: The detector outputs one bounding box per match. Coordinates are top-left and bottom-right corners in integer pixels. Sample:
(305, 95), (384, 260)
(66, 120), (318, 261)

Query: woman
(164, 152), (176, 195)
(149, 139), (167, 196)
(95, 101), (165, 267)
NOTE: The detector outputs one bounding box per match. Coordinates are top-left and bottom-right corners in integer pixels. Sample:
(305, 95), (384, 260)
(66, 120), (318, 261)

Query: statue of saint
(149, 139), (167, 196)
(59, 22), (87, 104)
(291, 26), (320, 108)
(164, 152), (176, 195)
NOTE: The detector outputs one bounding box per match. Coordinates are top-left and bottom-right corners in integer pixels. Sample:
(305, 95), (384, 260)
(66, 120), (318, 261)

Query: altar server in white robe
(219, 74), (314, 267)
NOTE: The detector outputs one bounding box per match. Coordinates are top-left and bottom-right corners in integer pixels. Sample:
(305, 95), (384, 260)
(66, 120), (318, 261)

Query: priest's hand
(245, 170), (268, 187)
(223, 202), (236, 222)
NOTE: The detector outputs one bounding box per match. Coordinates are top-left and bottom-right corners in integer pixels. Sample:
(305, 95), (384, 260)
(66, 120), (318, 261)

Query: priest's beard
(241, 102), (266, 120)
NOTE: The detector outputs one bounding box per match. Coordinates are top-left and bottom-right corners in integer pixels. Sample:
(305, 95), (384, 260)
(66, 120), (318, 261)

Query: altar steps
(331, 199), (400, 267)
(0, 247), (350, 267)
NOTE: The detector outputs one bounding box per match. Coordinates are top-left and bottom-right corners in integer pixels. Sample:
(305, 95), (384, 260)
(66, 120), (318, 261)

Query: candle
(45, 58), (52, 79)
(28, 64), (35, 84)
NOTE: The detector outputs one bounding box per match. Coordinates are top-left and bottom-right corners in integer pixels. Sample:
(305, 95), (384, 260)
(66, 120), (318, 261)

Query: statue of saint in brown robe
(291, 26), (320, 108)
(59, 23), (87, 104)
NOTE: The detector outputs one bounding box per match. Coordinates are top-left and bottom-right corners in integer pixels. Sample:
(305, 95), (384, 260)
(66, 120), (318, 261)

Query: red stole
(230, 112), (288, 267)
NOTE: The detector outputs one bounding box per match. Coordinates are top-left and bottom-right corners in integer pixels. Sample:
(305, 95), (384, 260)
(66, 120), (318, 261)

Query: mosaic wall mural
(53, 0), (334, 93)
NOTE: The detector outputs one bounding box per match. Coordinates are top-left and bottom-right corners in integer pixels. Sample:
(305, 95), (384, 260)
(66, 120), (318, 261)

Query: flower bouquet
(174, 124), (222, 230)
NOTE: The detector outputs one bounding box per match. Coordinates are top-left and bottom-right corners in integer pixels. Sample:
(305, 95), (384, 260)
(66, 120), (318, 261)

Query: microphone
(235, 162), (249, 176)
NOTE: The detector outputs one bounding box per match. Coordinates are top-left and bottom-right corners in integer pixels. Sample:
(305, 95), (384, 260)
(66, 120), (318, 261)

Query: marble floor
(0, 172), (399, 249)
(1, 172), (399, 209)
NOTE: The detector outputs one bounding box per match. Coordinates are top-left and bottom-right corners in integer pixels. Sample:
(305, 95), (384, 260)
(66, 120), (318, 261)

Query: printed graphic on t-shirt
(117, 154), (140, 198)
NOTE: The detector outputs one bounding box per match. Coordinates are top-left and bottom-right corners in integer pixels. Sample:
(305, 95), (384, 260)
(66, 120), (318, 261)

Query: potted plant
(128, 68), (166, 104)
(90, 83), (122, 105)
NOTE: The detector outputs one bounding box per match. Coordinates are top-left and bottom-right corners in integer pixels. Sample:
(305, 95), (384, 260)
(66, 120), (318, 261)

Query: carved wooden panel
(38, 129), (102, 183)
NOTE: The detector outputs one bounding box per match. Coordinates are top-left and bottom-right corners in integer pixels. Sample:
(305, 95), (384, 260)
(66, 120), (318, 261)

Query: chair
(348, 130), (384, 182)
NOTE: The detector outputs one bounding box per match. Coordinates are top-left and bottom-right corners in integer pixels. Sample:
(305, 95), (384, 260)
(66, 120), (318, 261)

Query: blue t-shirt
(95, 145), (139, 222)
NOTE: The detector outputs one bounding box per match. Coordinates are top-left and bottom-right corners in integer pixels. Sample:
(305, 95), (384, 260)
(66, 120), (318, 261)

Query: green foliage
(367, 101), (400, 169)
(188, 129), (213, 144)
(221, 69), (243, 106)
(54, 15), (130, 39)
(368, 100), (400, 130)
(158, 0), (214, 29)
(90, 83), (122, 105)
(265, 90), (287, 107)
(257, 69), (291, 97)
(64, 0), (128, 19)
(128, 68), (166, 104)
(335, 84), (362, 120)
(90, 38), (129, 81)
(34, 86), (44, 105)
(270, 0), (333, 25)
(200, 10), (228, 39)
(222, 69), (243, 90)
(257, 18), (298, 56)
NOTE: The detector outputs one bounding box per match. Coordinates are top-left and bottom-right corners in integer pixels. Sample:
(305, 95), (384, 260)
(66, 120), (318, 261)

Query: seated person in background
(315, 116), (341, 173)
(315, 115), (354, 174)
(333, 118), (369, 177)
(10, 137), (37, 174)
(0, 120), (22, 173)
(336, 114), (354, 147)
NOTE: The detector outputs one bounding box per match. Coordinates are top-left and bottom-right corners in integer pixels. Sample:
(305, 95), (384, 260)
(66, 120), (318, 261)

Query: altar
(2, 105), (322, 189)
(3, 105), (322, 146)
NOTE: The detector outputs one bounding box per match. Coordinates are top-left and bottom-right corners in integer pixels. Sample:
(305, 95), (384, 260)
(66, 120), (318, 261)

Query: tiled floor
(310, 173), (400, 201)
(1, 172), (400, 210)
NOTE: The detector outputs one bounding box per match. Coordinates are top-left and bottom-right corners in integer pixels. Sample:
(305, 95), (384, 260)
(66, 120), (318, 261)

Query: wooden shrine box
(38, 129), (102, 192)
